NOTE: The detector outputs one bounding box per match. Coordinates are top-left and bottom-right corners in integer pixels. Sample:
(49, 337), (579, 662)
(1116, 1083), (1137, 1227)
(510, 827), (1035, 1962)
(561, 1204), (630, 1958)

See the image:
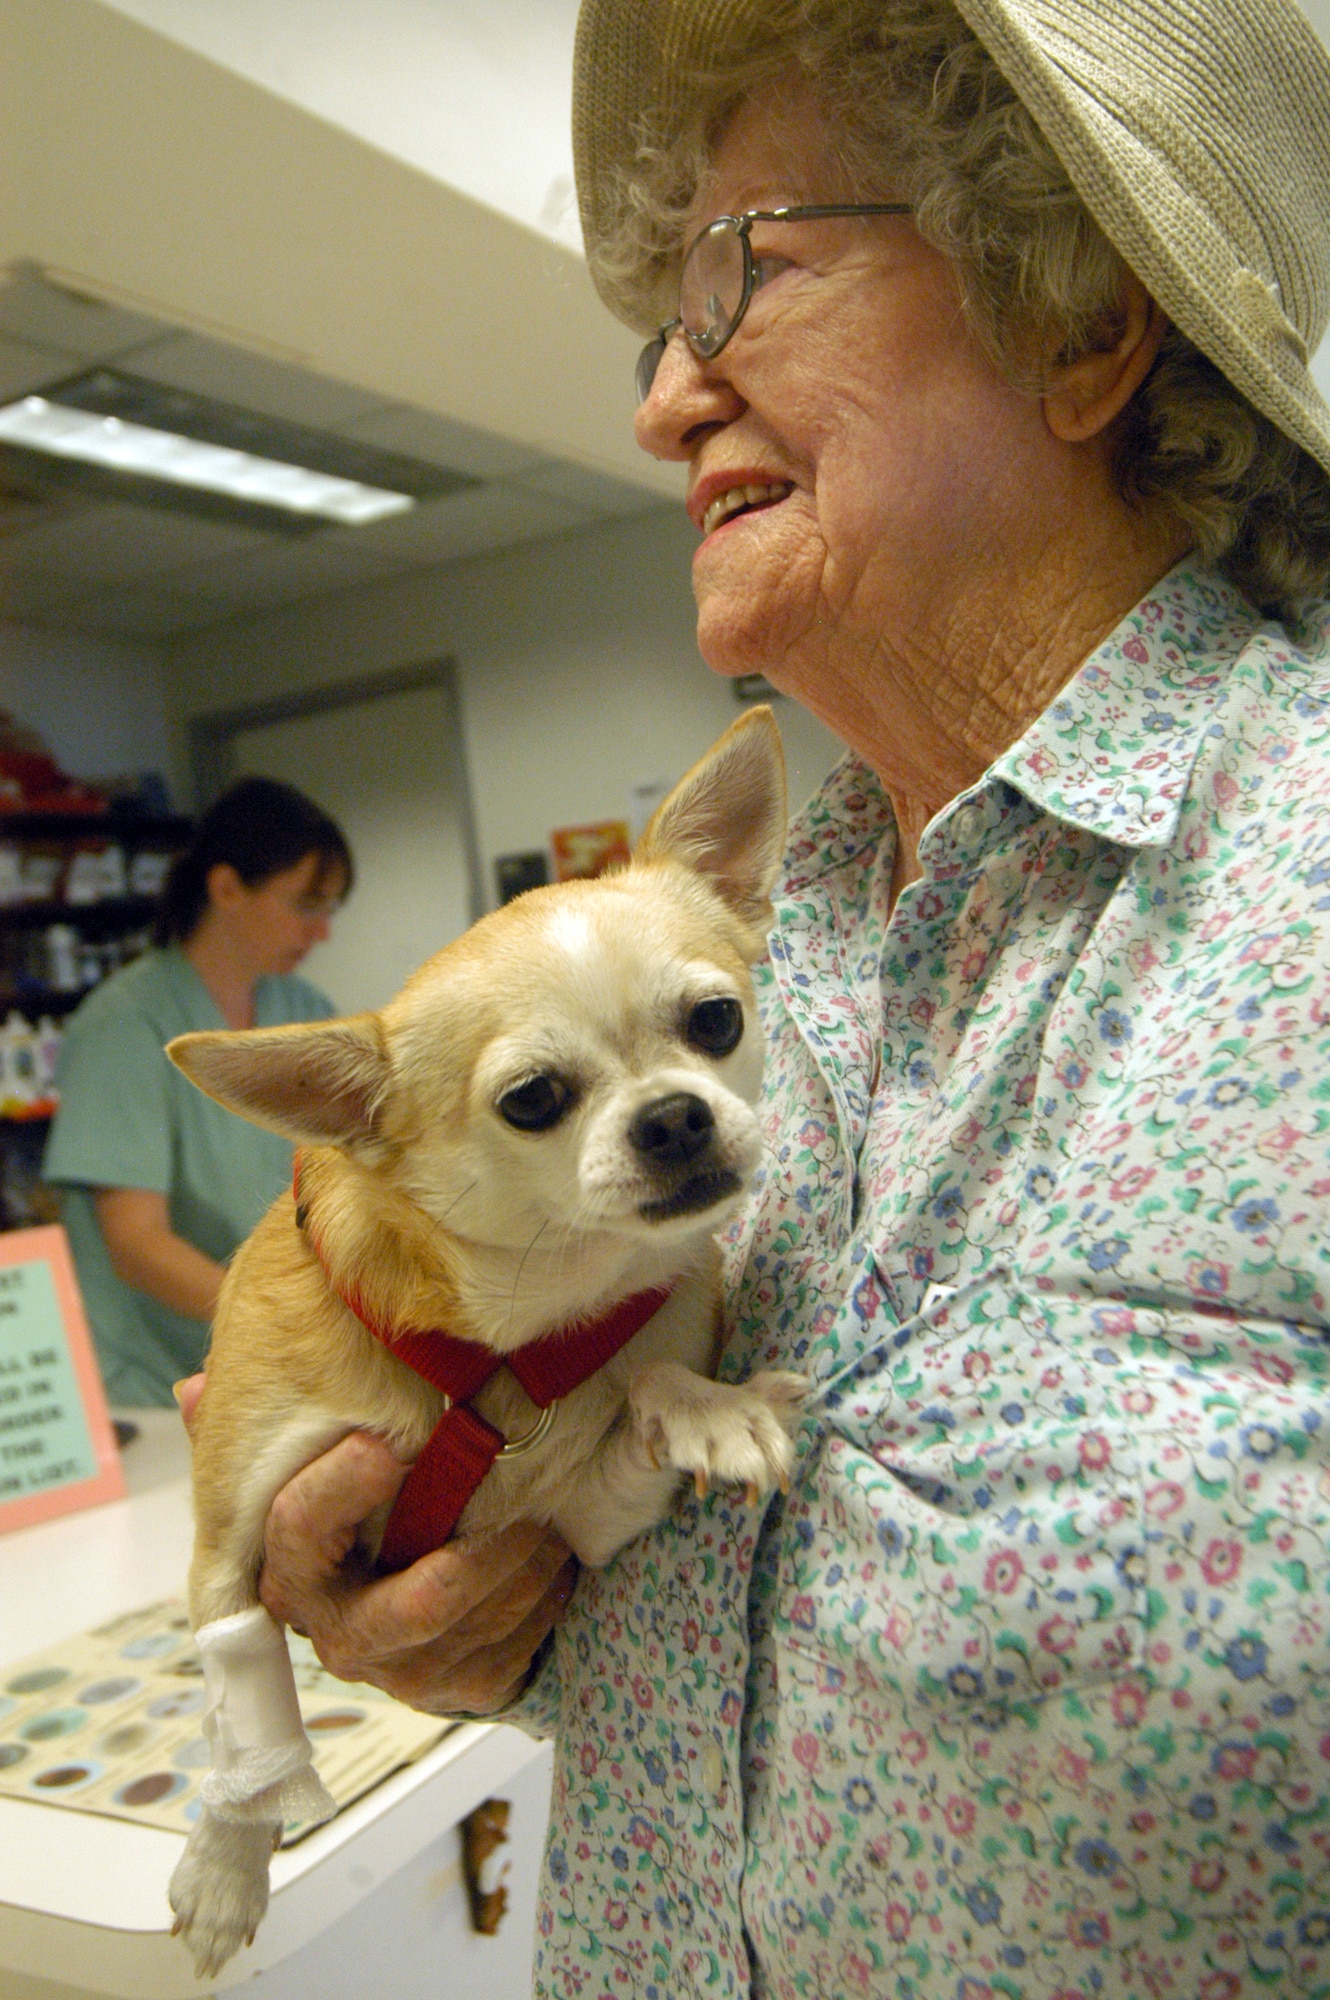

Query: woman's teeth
(702, 481), (791, 537)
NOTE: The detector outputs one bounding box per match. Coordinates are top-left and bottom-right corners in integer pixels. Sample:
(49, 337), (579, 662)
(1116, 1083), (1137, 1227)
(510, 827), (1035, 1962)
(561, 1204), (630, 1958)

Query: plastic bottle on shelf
(44, 925), (80, 992)
(34, 1016), (63, 1103)
(0, 1010), (38, 1117)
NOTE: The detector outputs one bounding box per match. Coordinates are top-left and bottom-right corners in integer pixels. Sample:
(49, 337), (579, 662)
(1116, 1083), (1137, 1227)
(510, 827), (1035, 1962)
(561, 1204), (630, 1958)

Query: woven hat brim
(572, 0), (1330, 482)
(951, 0), (1330, 483)
(572, 0), (758, 334)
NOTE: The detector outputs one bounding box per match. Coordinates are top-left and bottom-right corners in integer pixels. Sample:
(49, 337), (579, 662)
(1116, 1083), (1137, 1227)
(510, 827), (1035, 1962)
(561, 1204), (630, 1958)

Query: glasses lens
(681, 219), (745, 358)
(636, 334), (668, 403)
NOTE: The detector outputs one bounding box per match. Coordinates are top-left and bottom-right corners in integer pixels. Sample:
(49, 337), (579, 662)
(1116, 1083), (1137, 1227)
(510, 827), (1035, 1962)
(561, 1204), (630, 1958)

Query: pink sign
(0, 1226), (124, 1533)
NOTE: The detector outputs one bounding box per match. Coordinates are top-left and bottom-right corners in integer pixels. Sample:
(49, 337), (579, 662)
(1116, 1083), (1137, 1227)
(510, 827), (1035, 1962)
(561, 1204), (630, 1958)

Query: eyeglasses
(635, 203), (913, 403)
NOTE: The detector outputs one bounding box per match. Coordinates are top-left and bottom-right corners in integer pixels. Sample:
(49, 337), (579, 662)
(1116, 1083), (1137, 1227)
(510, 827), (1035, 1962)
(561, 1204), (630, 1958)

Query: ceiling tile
(337, 402), (546, 481)
(313, 481), (590, 568)
(0, 568), (97, 623)
(0, 502), (276, 586)
(0, 333), (82, 402)
(157, 532), (416, 610)
(514, 459), (667, 517)
(126, 332), (389, 432)
(26, 586), (216, 639)
(0, 270), (170, 361)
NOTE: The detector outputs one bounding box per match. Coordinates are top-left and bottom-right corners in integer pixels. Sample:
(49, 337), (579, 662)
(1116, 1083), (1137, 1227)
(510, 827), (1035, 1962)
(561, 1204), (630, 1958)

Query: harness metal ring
(497, 1401), (558, 1458)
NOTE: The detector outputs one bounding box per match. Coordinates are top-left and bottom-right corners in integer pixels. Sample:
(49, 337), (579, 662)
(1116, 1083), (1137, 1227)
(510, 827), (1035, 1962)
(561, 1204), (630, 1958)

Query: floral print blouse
(519, 560), (1330, 1999)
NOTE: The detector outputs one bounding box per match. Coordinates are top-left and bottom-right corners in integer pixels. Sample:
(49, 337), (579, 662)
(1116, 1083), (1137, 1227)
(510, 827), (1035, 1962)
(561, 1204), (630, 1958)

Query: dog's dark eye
(686, 997), (743, 1058)
(498, 1075), (571, 1132)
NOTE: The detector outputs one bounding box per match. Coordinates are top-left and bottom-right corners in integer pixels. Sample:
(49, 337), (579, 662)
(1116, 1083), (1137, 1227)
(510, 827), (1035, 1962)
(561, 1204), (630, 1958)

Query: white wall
(164, 509), (844, 910)
(0, 623), (180, 796)
(97, 0), (584, 250)
(2, 0), (658, 493)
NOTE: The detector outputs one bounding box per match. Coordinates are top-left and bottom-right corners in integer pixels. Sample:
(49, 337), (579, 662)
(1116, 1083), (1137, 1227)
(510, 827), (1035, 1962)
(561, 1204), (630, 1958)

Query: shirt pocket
(774, 1275), (1148, 1719)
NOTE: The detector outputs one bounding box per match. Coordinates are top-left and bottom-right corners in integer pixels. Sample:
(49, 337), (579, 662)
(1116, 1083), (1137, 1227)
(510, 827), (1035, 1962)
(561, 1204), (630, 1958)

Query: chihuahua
(164, 707), (807, 1976)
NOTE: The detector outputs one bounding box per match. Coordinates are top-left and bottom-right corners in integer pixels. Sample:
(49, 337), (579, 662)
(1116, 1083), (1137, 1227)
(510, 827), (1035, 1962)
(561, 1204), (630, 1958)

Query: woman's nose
(634, 335), (745, 461)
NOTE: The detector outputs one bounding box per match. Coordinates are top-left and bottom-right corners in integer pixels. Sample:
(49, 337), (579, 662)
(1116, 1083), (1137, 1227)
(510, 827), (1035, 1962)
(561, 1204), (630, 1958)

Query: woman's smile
(691, 475), (795, 540)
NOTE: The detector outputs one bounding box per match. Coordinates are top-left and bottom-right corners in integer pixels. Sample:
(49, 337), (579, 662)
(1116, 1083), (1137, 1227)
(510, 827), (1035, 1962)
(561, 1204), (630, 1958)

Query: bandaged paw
(196, 1604), (336, 1827)
(169, 1606), (338, 1978)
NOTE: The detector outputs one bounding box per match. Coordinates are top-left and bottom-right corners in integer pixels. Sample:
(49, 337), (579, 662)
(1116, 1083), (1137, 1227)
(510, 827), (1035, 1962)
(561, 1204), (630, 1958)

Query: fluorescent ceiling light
(0, 396), (415, 525)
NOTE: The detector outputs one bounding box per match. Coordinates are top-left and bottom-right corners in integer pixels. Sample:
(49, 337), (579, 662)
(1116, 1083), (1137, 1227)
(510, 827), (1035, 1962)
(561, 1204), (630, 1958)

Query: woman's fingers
(256, 1428), (577, 1712)
(258, 1431), (410, 1633)
(172, 1372), (206, 1433)
(392, 1523), (573, 1653)
(385, 1555), (580, 1715)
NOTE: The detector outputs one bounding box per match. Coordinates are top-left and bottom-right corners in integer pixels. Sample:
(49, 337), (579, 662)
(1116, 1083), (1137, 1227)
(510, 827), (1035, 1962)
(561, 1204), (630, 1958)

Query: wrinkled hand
(258, 1433), (577, 1714)
(173, 1373), (576, 1715)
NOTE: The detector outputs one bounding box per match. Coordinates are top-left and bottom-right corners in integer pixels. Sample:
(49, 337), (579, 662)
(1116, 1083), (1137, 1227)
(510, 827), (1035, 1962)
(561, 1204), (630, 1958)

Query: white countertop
(0, 1408), (550, 1996)
(0, 1410), (193, 1666)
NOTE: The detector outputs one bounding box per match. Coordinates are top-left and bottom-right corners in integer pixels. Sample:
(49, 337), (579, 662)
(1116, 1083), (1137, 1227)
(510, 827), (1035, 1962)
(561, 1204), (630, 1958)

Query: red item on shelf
(0, 752), (108, 816)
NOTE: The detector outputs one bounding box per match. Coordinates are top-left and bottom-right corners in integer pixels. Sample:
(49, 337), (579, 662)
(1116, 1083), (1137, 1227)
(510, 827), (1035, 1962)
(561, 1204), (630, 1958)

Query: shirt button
(701, 1744), (725, 1799)
(954, 803), (984, 843)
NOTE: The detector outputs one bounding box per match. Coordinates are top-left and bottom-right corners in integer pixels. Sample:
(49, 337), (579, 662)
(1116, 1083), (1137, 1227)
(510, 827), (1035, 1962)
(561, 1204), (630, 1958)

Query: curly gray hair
(595, 0), (1330, 618)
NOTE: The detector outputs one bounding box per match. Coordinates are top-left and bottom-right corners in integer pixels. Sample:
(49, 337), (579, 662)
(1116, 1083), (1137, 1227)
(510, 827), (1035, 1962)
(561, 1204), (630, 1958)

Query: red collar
(293, 1151), (673, 1568)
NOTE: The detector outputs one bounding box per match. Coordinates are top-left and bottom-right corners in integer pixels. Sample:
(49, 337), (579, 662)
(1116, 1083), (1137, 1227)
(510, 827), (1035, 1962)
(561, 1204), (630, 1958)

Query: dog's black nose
(630, 1092), (715, 1170)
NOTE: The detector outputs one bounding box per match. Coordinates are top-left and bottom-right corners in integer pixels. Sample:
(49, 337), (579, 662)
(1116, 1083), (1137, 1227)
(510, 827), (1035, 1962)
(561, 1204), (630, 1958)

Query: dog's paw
(168, 1808), (277, 1979)
(630, 1362), (810, 1502)
(746, 1368), (811, 1431)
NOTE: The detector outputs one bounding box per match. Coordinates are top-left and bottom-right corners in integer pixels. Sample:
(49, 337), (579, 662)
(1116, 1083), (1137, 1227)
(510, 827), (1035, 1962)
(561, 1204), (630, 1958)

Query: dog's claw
(745, 1480), (759, 1506)
(695, 1468), (709, 1499)
(171, 1916), (183, 1938)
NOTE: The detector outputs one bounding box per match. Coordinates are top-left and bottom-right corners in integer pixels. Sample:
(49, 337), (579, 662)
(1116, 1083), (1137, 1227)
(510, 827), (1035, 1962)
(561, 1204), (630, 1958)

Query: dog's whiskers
(439, 1179), (478, 1222)
(507, 1218), (550, 1333)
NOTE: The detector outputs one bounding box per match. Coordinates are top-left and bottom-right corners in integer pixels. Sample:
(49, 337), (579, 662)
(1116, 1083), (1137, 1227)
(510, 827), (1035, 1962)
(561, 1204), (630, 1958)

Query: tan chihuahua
(164, 708), (807, 1976)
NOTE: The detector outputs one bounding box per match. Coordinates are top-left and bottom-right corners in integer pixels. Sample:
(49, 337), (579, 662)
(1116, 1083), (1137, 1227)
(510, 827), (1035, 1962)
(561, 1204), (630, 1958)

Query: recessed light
(0, 395), (416, 525)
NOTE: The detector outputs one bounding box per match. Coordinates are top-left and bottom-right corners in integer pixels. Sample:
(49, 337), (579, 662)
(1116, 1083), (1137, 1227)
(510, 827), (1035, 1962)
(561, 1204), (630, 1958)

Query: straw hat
(572, 0), (1330, 478)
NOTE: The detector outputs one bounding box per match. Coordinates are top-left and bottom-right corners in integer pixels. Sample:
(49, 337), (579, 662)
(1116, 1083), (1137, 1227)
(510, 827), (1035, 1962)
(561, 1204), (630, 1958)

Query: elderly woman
(244, 1), (1330, 1993)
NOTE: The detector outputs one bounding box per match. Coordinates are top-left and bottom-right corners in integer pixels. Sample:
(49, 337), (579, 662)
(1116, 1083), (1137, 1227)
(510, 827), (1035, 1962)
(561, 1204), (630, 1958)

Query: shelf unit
(0, 808), (192, 1228)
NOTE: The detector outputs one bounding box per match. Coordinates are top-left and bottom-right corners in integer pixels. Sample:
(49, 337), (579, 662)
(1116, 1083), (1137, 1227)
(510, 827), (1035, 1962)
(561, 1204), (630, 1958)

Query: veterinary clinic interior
(5, 1), (1330, 1994)
(0, 6), (843, 1992)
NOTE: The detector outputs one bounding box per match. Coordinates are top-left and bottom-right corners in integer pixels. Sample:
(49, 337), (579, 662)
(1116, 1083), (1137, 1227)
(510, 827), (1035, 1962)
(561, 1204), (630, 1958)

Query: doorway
(189, 663), (482, 1013)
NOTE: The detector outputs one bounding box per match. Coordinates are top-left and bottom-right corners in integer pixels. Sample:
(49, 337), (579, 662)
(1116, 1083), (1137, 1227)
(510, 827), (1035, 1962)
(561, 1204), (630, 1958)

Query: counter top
(0, 1408), (550, 1996)
(0, 1410), (192, 1666)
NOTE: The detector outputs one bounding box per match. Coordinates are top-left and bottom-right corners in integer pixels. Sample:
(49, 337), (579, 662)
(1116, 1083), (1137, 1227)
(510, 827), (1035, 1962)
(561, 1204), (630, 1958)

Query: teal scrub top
(42, 947), (334, 1407)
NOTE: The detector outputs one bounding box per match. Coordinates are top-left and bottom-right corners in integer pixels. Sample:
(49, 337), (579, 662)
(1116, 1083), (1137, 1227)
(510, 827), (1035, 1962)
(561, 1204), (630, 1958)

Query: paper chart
(0, 1597), (455, 1844)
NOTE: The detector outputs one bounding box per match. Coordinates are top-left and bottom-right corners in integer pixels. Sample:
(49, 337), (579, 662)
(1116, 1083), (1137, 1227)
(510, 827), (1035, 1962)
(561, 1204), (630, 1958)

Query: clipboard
(0, 1225), (124, 1533)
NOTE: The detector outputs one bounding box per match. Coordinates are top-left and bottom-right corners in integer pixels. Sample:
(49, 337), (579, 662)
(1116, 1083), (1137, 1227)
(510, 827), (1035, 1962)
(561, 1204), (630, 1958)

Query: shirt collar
(990, 558), (1260, 848)
(779, 558), (1264, 891)
(780, 753), (892, 894)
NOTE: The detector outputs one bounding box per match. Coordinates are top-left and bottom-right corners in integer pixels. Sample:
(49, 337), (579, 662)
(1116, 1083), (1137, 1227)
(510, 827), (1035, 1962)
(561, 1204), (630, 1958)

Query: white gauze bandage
(196, 1606), (336, 1828)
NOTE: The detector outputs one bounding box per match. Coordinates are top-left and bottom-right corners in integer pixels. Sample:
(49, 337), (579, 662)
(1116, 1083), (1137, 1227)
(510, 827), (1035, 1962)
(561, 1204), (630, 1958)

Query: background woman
(207, 2), (1330, 1993)
(45, 777), (351, 1407)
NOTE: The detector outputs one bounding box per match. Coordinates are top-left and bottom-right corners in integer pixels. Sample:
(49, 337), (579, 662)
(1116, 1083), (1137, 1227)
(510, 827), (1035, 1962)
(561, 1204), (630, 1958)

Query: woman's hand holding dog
(175, 1376), (578, 1714)
(261, 1433), (578, 1713)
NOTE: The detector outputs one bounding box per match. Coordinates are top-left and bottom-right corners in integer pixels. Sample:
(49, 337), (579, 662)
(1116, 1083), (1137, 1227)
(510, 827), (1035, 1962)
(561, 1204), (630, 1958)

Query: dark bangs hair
(153, 777), (353, 946)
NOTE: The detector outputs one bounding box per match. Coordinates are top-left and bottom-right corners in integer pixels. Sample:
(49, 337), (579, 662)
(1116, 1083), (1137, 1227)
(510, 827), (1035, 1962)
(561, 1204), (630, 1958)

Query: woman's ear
(204, 861), (245, 911)
(1042, 274), (1169, 444)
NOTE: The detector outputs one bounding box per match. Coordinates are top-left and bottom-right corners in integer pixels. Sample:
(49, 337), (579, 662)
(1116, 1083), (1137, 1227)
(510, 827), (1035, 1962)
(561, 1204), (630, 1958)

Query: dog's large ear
(167, 1015), (391, 1150)
(635, 705), (787, 931)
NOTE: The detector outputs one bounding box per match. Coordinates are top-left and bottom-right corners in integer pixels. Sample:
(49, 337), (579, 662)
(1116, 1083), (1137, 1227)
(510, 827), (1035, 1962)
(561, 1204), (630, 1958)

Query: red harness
(292, 1155), (672, 1571)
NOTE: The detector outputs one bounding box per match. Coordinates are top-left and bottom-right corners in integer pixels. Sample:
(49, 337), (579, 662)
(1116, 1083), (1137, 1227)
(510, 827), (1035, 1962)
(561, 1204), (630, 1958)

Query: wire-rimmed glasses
(635, 203), (913, 403)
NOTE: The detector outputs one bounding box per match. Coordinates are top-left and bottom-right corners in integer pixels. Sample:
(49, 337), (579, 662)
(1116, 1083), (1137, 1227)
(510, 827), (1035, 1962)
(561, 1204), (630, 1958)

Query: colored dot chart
(0, 1599), (455, 1843)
